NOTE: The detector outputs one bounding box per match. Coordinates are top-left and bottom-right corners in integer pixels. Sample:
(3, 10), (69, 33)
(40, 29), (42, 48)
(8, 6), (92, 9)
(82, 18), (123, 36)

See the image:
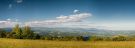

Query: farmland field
(0, 38), (135, 48)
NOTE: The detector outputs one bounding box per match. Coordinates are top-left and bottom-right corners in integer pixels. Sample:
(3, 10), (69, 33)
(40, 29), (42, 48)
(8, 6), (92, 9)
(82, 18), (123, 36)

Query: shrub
(112, 35), (127, 41)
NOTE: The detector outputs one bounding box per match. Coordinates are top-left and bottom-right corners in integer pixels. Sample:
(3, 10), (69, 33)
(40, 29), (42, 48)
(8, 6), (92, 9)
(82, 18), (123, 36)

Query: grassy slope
(0, 38), (90, 48)
(90, 41), (135, 48)
(0, 38), (135, 48)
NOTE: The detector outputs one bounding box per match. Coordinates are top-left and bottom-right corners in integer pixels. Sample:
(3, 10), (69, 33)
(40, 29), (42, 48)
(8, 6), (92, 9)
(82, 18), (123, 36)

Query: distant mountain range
(2, 27), (135, 36)
(31, 27), (135, 36)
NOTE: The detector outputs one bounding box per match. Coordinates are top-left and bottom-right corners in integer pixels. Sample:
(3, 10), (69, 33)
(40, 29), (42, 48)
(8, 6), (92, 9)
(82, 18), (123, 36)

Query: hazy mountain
(30, 27), (135, 36)
(2, 27), (135, 36)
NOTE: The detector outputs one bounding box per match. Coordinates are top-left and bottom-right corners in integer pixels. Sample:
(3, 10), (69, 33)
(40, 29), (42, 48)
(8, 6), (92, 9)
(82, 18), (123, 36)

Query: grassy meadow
(90, 41), (135, 48)
(0, 38), (90, 48)
(0, 38), (135, 48)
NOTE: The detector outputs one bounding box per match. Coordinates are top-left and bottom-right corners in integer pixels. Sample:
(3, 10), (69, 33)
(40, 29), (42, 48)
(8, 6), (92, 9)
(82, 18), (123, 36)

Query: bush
(112, 35), (127, 41)
(89, 36), (104, 41)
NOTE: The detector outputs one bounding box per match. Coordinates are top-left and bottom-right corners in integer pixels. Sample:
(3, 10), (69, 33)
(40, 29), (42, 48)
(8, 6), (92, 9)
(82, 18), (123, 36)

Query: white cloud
(8, 4), (12, 9)
(15, 19), (18, 22)
(7, 18), (11, 21)
(56, 13), (91, 22)
(56, 22), (96, 28)
(0, 10), (92, 28)
(0, 19), (20, 28)
(8, 0), (23, 9)
(25, 11), (92, 27)
(98, 23), (135, 30)
(16, 0), (23, 3)
(0, 21), (7, 24)
(73, 9), (79, 13)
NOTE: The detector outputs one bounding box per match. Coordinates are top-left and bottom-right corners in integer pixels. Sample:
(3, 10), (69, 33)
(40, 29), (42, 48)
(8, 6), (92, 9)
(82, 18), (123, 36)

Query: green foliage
(1, 24), (135, 41)
(89, 36), (104, 41)
(6, 24), (38, 39)
(33, 34), (41, 39)
(22, 25), (31, 35)
(112, 35), (127, 41)
(22, 25), (34, 39)
(104, 37), (112, 41)
(0, 29), (6, 38)
(11, 24), (22, 39)
(12, 24), (22, 35)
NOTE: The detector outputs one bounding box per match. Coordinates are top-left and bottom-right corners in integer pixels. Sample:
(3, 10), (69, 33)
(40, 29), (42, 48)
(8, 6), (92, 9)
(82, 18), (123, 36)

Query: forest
(0, 24), (90, 41)
(0, 24), (135, 41)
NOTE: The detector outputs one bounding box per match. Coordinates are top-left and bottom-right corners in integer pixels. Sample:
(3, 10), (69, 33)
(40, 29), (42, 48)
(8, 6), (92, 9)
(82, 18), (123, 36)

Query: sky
(0, 0), (135, 30)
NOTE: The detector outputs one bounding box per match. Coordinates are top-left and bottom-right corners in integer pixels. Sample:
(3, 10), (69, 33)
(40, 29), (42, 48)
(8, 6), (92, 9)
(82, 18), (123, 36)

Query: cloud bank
(16, 0), (23, 3)
(25, 11), (92, 27)
(0, 10), (92, 28)
(8, 0), (23, 9)
(0, 19), (20, 28)
(73, 9), (79, 13)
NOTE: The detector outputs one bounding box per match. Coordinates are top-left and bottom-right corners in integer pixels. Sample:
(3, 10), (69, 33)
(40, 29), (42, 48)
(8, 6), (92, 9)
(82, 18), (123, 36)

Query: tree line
(89, 35), (135, 41)
(0, 24), (40, 39)
(1, 24), (135, 41)
(0, 24), (89, 41)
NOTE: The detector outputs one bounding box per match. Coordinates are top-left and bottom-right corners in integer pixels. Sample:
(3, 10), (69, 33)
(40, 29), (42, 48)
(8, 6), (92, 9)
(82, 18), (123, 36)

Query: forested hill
(2, 27), (135, 37)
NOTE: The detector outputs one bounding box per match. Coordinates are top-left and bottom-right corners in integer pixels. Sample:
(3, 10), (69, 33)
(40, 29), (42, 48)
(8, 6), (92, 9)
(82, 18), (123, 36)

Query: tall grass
(0, 38), (135, 48)
(0, 38), (90, 48)
(90, 41), (135, 48)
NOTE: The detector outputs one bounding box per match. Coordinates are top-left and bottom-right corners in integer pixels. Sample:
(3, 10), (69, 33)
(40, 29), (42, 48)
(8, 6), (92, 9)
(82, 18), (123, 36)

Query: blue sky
(0, 0), (91, 21)
(0, 0), (135, 30)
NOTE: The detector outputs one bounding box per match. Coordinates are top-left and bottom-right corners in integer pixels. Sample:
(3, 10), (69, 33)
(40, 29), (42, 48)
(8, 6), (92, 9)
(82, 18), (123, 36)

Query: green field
(0, 38), (90, 48)
(0, 38), (135, 48)
(90, 41), (135, 48)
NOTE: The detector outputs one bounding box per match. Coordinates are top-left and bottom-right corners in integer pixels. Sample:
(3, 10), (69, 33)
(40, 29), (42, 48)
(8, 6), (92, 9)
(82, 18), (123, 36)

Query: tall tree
(0, 29), (6, 38)
(12, 24), (22, 34)
(23, 25), (31, 34)
(22, 25), (34, 39)
(12, 24), (22, 39)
